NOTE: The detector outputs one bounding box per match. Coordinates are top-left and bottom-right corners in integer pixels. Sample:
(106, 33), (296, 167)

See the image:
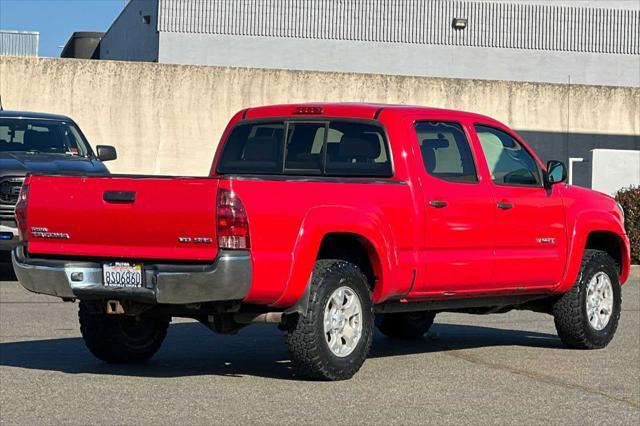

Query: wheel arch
(272, 206), (397, 310)
(585, 231), (625, 273)
(560, 214), (631, 292)
(316, 232), (383, 291)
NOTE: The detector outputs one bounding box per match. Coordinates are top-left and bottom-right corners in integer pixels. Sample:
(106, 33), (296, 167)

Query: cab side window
(414, 121), (478, 183)
(475, 125), (542, 187)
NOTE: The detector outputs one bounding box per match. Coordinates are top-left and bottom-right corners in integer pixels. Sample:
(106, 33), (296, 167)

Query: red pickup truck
(13, 103), (631, 380)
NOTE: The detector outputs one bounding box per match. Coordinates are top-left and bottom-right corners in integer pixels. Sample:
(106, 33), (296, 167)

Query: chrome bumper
(12, 246), (252, 304)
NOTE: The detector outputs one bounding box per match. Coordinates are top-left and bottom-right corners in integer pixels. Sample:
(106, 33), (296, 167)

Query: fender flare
(558, 210), (630, 292)
(273, 205), (396, 310)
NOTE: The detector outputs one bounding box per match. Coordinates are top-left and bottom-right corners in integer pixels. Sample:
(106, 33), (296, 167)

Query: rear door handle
(104, 191), (136, 203)
(497, 201), (513, 210)
(429, 200), (448, 208)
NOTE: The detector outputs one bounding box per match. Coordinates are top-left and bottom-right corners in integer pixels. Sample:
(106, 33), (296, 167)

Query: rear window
(217, 120), (392, 177)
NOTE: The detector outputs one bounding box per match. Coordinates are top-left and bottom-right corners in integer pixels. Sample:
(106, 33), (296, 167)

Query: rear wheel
(78, 302), (169, 363)
(284, 260), (374, 381)
(377, 311), (436, 339)
(553, 249), (621, 349)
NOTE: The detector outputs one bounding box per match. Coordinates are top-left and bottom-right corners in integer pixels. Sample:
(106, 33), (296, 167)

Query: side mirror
(546, 160), (567, 185)
(96, 145), (117, 162)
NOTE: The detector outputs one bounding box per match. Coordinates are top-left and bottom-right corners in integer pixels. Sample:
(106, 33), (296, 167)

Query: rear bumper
(12, 246), (252, 304)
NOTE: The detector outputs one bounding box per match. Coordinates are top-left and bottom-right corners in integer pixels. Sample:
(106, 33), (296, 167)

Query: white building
(0, 30), (39, 57)
(99, 0), (639, 87)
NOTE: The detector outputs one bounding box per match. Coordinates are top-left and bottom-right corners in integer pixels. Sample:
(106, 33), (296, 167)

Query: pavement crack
(438, 345), (639, 410)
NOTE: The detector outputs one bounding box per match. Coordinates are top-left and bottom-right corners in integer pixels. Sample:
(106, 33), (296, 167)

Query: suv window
(475, 125), (541, 186)
(218, 120), (392, 177)
(414, 121), (478, 183)
(0, 118), (89, 156)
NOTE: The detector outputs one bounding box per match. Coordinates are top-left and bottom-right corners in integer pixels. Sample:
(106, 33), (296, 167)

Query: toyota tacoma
(13, 103), (631, 380)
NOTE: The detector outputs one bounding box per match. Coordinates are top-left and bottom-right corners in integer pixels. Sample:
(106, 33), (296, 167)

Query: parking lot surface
(1, 258), (638, 425)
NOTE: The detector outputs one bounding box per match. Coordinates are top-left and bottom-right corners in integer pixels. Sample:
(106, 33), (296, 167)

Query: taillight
(15, 175), (31, 242)
(216, 188), (250, 249)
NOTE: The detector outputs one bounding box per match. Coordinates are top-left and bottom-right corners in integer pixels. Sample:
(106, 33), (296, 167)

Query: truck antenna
(566, 75), (571, 162)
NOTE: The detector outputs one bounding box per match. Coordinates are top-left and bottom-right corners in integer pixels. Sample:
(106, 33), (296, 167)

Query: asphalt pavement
(1, 256), (638, 425)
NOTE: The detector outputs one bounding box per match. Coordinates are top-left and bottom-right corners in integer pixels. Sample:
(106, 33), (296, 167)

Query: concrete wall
(159, 33), (640, 87)
(0, 56), (638, 180)
(100, 0), (159, 62)
(591, 149), (640, 196)
(520, 131), (640, 188)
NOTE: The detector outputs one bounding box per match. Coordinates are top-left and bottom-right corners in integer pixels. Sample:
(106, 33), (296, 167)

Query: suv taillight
(15, 175), (31, 242)
(216, 188), (250, 249)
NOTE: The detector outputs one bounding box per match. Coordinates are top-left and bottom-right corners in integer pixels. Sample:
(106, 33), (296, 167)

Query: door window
(414, 121), (478, 183)
(474, 125), (542, 186)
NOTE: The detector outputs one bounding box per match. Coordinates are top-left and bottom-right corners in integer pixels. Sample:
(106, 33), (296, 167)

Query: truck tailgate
(25, 175), (219, 261)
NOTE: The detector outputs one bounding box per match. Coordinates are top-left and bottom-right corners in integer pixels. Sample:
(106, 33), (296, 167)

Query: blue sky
(0, 0), (124, 57)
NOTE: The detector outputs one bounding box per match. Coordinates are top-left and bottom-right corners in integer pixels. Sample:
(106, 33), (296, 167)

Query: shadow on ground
(0, 321), (562, 380)
(0, 253), (16, 281)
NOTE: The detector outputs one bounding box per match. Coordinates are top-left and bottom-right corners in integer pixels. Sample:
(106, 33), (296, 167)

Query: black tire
(377, 311), (436, 339)
(284, 260), (374, 381)
(553, 249), (621, 349)
(78, 302), (169, 363)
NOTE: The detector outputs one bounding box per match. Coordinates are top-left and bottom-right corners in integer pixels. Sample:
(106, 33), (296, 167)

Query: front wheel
(284, 260), (374, 381)
(78, 302), (169, 363)
(553, 249), (622, 349)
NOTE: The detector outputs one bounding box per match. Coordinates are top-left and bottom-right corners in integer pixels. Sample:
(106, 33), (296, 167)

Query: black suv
(0, 110), (116, 251)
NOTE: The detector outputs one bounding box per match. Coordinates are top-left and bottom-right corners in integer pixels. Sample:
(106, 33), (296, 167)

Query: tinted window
(0, 118), (89, 156)
(414, 121), (478, 183)
(218, 120), (392, 177)
(324, 122), (391, 176)
(217, 122), (285, 174)
(475, 125), (541, 186)
(284, 122), (325, 173)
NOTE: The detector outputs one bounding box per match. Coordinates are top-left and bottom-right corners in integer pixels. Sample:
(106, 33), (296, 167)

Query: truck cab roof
(243, 102), (501, 125)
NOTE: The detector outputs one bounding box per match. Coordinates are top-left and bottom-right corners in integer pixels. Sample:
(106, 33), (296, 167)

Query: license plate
(103, 262), (143, 287)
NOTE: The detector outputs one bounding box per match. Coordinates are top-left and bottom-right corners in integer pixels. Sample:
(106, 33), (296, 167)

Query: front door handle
(429, 200), (448, 208)
(497, 201), (513, 210)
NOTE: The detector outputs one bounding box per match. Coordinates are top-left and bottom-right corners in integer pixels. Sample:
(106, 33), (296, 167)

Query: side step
(375, 294), (550, 314)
